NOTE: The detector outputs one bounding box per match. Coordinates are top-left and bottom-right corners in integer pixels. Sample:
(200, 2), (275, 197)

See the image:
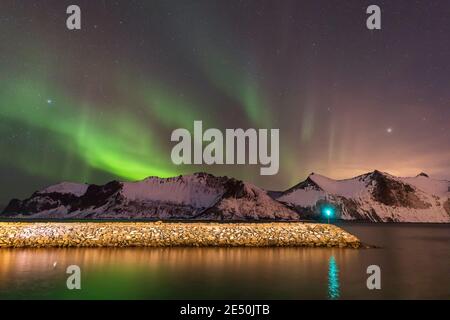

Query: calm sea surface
(0, 223), (448, 299)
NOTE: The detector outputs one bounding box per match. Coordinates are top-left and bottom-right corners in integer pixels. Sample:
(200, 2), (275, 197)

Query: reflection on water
(328, 256), (340, 300)
(0, 224), (449, 299)
(0, 247), (355, 299)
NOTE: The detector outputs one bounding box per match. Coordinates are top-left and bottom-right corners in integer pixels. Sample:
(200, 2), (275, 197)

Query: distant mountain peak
(278, 170), (450, 223)
(417, 172), (429, 178)
(282, 176), (324, 195)
(369, 170), (393, 178)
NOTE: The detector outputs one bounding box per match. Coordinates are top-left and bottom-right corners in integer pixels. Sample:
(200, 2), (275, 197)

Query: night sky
(0, 0), (449, 206)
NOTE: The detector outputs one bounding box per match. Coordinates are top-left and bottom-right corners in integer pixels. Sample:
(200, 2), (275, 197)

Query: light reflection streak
(328, 255), (340, 299)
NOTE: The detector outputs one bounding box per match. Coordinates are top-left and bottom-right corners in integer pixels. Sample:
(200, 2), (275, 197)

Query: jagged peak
(142, 172), (225, 181)
(139, 172), (218, 184)
(363, 170), (399, 181)
(283, 175), (324, 194)
(308, 172), (336, 182)
(370, 169), (391, 177)
(193, 171), (217, 177)
(417, 172), (429, 178)
(38, 181), (89, 197)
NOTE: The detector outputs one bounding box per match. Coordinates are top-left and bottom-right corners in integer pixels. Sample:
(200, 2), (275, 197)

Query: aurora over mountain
(0, 0), (449, 205)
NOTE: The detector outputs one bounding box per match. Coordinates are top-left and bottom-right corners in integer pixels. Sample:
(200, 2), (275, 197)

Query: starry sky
(0, 0), (449, 206)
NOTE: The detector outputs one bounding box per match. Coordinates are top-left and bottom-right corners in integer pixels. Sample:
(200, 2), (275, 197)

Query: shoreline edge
(0, 222), (362, 248)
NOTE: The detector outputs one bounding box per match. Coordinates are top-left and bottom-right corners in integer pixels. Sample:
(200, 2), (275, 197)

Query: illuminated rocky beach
(0, 222), (361, 248)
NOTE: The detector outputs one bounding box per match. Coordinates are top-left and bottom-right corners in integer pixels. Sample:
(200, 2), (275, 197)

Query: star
(47, 99), (53, 105)
(386, 128), (393, 133)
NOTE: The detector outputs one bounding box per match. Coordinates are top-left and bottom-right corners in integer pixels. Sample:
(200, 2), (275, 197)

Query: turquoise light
(322, 205), (335, 219)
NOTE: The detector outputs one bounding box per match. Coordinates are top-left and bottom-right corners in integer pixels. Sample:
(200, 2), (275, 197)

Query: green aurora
(0, 0), (449, 205)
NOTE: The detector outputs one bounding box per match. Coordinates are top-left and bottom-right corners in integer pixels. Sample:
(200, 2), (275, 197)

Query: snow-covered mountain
(2, 173), (298, 220)
(199, 179), (298, 220)
(2, 171), (449, 222)
(276, 171), (450, 222)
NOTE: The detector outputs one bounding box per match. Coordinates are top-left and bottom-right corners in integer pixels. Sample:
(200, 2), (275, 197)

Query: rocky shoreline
(0, 222), (362, 248)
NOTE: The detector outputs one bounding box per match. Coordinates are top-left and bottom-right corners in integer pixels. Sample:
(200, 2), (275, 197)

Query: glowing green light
(322, 206), (335, 219)
(0, 77), (180, 181)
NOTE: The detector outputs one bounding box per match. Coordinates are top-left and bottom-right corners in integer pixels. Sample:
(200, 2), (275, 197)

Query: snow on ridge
(400, 176), (449, 197)
(39, 182), (88, 197)
(308, 173), (367, 198)
(212, 181), (298, 220)
(278, 173), (369, 207)
(278, 189), (325, 207)
(121, 174), (224, 208)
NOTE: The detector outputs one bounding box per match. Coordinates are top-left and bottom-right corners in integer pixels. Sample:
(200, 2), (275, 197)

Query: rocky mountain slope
(276, 171), (450, 222)
(2, 173), (298, 220)
(2, 171), (449, 222)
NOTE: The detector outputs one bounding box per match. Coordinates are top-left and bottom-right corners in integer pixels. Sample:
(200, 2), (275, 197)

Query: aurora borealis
(0, 0), (449, 206)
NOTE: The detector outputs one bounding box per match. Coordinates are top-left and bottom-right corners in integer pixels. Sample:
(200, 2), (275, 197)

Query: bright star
(47, 99), (53, 104)
(387, 128), (393, 133)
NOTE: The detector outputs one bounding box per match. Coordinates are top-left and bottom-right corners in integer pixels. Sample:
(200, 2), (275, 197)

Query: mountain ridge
(2, 172), (298, 221)
(277, 170), (450, 222)
(2, 171), (449, 222)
